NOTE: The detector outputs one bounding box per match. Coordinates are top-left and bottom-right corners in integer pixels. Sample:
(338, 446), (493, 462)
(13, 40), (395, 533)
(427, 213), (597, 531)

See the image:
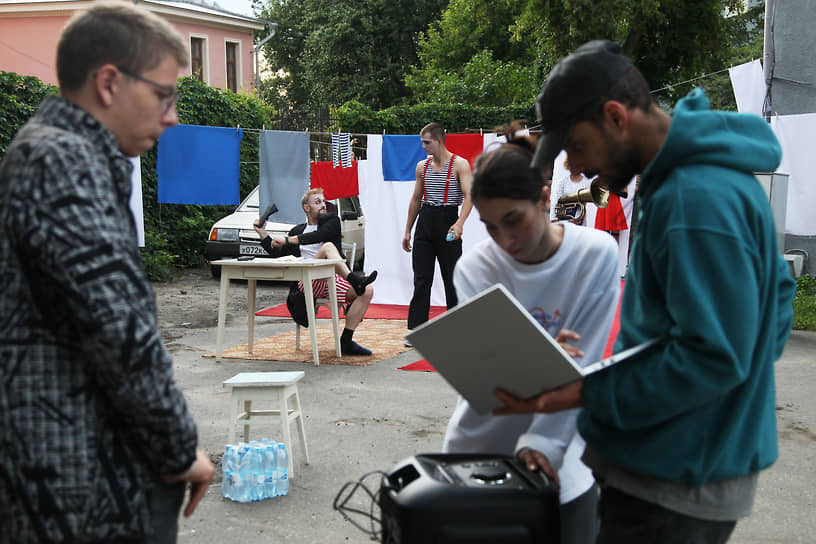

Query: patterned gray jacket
(0, 96), (198, 542)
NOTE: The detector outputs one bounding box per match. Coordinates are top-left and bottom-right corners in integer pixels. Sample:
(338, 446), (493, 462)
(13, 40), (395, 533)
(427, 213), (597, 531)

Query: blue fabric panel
(382, 134), (425, 181)
(258, 131), (310, 225)
(157, 124), (242, 204)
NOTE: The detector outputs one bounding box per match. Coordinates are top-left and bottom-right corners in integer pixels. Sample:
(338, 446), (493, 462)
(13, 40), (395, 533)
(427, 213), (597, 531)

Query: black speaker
(379, 453), (560, 544)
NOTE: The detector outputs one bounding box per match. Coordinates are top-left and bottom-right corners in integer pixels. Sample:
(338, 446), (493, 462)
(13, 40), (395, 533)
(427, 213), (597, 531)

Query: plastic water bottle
(445, 230), (456, 242)
(262, 443), (277, 498)
(236, 443), (253, 502)
(222, 445), (238, 500)
(249, 444), (266, 501)
(276, 443), (289, 496)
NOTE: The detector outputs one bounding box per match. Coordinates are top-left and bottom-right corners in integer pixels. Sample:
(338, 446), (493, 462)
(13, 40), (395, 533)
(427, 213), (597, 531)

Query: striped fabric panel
(331, 132), (352, 168)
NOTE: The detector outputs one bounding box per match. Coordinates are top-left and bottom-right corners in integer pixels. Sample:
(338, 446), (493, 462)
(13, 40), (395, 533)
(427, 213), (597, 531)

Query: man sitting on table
(253, 188), (377, 356)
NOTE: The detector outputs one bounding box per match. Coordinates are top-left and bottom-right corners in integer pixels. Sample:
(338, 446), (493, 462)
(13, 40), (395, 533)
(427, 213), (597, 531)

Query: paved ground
(158, 276), (816, 543)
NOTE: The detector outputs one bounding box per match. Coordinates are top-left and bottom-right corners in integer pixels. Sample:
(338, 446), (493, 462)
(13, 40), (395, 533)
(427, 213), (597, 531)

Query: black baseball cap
(531, 40), (634, 170)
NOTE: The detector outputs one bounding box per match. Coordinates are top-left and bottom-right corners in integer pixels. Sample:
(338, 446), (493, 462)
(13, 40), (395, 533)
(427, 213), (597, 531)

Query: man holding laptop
(494, 40), (796, 543)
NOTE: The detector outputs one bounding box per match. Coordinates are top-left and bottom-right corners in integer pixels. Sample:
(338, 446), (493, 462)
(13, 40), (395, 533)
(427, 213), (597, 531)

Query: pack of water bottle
(222, 439), (289, 502)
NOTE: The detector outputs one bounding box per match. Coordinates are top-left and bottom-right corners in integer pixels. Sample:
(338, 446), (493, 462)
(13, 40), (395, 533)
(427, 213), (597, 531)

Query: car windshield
(237, 187), (260, 212)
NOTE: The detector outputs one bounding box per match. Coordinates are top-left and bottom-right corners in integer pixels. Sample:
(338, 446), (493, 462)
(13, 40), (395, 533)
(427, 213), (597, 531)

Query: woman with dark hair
(442, 137), (620, 544)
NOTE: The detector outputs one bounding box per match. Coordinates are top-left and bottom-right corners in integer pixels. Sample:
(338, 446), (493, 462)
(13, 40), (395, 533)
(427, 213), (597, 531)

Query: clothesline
(230, 126), (538, 137)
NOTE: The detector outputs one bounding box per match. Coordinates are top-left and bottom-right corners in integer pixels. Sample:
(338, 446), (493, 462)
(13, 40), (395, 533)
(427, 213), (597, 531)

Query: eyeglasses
(118, 67), (179, 114)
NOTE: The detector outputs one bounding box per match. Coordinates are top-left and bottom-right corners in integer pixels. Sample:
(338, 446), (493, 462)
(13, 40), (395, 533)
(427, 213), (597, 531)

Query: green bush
(1, 71), (275, 281)
(793, 273), (816, 331)
(0, 72), (57, 155)
(334, 99), (536, 135)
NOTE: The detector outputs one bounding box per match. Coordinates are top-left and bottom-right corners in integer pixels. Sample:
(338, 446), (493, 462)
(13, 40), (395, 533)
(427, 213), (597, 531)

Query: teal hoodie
(578, 89), (796, 486)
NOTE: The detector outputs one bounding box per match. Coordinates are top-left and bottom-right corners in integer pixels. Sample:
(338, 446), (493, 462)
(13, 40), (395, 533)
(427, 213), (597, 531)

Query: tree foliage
(335, 99), (535, 135)
(255, 0), (445, 114)
(409, 0), (748, 107)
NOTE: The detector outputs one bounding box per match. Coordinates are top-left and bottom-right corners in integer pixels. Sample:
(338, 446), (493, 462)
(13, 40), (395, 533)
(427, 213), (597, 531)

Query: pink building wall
(0, 15), (70, 85)
(0, 2), (262, 93)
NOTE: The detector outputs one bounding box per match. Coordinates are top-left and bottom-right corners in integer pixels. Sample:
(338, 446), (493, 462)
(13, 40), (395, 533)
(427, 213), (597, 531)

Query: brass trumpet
(554, 179), (610, 223)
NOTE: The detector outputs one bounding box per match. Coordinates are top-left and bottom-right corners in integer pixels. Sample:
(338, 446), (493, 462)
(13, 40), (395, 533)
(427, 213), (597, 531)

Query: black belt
(421, 202), (458, 208)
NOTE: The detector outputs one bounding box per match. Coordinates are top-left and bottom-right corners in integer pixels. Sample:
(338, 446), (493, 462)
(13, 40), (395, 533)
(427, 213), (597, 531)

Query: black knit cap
(531, 40), (634, 170)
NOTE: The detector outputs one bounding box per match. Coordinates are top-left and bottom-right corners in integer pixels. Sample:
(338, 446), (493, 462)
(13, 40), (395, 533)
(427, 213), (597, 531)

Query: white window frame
(189, 33), (210, 84)
(224, 38), (242, 92)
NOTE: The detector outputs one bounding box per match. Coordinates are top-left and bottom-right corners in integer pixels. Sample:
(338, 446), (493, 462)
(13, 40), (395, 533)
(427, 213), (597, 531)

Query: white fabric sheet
(129, 156), (144, 247)
(359, 135), (488, 306)
(729, 59), (766, 118)
(771, 113), (816, 235)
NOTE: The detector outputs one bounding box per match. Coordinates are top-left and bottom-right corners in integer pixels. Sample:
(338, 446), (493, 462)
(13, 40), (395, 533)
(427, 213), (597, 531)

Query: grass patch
(793, 274), (816, 331)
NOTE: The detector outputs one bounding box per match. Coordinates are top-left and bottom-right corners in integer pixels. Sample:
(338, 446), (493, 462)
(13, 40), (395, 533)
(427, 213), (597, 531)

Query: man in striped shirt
(402, 123), (473, 340)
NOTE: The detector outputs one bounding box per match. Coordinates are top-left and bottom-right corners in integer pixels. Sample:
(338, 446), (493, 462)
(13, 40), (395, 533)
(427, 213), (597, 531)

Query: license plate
(239, 244), (267, 255)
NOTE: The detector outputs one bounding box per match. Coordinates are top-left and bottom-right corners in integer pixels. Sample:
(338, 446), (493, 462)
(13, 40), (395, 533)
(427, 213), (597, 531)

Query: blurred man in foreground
(0, 3), (214, 542)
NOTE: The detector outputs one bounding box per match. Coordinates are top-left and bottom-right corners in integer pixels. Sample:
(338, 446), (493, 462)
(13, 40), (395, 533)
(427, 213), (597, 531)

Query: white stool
(223, 371), (310, 477)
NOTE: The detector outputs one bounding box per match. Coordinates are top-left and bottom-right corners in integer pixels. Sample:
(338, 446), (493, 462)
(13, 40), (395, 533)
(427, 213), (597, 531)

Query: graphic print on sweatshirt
(530, 307), (563, 334)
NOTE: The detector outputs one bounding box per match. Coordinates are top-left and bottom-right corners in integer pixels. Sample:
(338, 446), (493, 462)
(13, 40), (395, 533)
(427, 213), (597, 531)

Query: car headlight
(213, 228), (239, 242)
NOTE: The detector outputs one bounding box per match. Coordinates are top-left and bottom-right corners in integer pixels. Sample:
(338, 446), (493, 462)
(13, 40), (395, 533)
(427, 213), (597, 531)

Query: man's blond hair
(301, 188), (325, 208)
(57, 2), (188, 91)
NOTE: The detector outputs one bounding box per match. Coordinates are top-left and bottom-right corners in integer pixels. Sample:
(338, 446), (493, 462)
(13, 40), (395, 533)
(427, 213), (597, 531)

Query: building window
(226, 42), (237, 92)
(191, 37), (204, 81)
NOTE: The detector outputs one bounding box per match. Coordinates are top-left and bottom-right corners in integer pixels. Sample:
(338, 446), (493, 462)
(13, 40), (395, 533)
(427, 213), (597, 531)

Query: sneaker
(341, 340), (372, 356)
(346, 270), (378, 296)
(404, 338), (413, 348)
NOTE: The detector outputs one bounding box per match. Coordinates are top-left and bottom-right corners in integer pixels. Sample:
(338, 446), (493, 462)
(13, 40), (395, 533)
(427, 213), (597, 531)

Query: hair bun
(506, 135), (536, 156)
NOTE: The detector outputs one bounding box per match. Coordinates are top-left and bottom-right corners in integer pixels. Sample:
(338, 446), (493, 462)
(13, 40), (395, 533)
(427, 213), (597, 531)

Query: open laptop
(406, 283), (662, 414)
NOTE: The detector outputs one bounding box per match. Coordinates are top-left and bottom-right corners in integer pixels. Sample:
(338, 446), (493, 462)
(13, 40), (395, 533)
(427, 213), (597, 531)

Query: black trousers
(407, 205), (462, 329)
(596, 486), (737, 544)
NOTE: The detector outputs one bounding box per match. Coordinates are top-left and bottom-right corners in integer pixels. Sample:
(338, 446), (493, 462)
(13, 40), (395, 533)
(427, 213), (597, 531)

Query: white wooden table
(211, 258), (343, 365)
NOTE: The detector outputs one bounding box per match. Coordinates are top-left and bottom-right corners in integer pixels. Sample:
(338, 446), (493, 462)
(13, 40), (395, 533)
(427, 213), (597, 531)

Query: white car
(204, 186), (365, 277)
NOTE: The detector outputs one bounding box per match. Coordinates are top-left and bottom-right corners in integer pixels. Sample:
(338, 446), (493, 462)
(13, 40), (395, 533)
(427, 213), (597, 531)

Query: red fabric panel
(594, 193), (628, 231)
(445, 134), (484, 169)
(310, 160), (359, 200)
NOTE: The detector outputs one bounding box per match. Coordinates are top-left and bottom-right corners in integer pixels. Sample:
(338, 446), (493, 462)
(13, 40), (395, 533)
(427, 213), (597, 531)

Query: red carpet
(400, 279), (625, 371)
(397, 359), (436, 372)
(256, 302), (446, 321)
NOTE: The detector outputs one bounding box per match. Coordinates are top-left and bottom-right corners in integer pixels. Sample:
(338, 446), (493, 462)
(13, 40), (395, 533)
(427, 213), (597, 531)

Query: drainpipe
(763, 0), (775, 122)
(255, 23), (278, 99)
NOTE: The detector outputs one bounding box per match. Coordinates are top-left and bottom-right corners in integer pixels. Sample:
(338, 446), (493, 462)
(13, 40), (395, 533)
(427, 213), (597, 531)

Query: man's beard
(603, 132), (641, 195)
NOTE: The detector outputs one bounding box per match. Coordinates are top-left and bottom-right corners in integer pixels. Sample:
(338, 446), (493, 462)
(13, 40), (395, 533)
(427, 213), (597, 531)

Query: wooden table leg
(327, 272), (342, 357)
(303, 270), (319, 365)
(247, 279), (256, 354)
(215, 269), (230, 362)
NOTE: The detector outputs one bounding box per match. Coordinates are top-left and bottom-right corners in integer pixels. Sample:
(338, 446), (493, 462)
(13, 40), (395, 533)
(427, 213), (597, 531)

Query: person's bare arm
(403, 161), (425, 252)
(448, 158), (473, 240)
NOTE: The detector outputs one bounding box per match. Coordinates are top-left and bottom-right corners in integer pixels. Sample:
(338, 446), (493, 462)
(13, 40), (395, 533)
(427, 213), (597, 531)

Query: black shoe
(347, 270), (378, 296)
(341, 340), (372, 356)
